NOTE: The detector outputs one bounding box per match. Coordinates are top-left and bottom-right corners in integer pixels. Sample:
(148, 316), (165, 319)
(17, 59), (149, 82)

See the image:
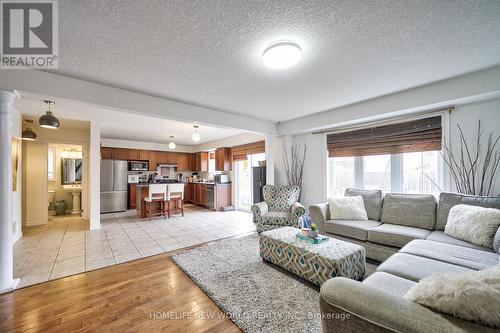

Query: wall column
(265, 135), (276, 185)
(0, 89), (19, 293)
(89, 121), (101, 229)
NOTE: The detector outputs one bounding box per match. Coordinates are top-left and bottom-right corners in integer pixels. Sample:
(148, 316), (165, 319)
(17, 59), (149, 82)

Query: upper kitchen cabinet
(215, 147), (232, 171)
(149, 151), (158, 171)
(101, 147), (113, 159)
(128, 149), (140, 160)
(139, 150), (150, 161)
(101, 147), (128, 160)
(176, 153), (192, 171)
(192, 152), (208, 172)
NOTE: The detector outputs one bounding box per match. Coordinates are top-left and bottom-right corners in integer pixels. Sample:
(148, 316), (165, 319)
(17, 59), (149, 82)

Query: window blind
(327, 116), (442, 157)
(231, 141), (265, 161)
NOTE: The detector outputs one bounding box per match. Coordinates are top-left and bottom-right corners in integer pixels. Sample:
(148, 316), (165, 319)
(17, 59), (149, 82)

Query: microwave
(129, 161), (148, 171)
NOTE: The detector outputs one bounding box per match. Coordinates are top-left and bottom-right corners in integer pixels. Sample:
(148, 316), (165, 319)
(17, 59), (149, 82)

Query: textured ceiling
(51, 0), (500, 123)
(15, 97), (244, 145)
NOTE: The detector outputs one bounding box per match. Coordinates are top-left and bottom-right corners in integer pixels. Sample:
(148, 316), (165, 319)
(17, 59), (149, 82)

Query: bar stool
(144, 184), (167, 220)
(166, 183), (185, 218)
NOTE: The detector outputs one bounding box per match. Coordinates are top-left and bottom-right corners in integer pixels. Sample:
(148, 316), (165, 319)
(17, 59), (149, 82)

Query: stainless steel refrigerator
(100, 160), (128, 213)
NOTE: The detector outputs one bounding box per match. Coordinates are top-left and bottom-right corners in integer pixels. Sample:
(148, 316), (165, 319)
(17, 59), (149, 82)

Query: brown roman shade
(232, 141), (265, 161)
(327, 116), (442, 157)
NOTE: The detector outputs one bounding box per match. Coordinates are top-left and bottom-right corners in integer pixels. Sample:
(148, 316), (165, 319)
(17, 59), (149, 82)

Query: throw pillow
(404, 265), (500, 328)
(328, 196), (368, 220)
(445, 204), (500, 249)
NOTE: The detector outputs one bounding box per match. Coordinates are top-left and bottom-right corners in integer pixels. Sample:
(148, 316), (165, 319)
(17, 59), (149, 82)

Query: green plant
(310, 223), (318, 232)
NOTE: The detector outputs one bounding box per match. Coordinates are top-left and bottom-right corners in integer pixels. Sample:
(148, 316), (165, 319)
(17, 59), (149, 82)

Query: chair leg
(163, 200), (167, 219)
(147, 202), (151, 221)
(180, 198), (184, 216)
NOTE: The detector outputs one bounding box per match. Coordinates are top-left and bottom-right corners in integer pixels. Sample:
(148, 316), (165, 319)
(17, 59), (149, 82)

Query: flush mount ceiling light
(168, 136), (176, 149)
(192, 125), (201, 142)
(262, 41), (302, 70)
(22, 119), (37, 141)
(39, 100), (60, 129)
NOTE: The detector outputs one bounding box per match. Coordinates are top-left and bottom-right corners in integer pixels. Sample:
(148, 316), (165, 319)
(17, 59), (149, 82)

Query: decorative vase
(308, 230), (318, 238)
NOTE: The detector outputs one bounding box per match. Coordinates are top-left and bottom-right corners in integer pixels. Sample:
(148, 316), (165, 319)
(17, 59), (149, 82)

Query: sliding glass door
(235, 153), (266, 211)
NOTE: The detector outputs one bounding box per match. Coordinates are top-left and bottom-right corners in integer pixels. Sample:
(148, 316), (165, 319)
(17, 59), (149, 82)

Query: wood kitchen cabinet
(148, 151), (158, 171)
(176, 153), (191, 171)
(215, 184), (232, 210)
(215, 147), (232, 171)
(183, 183), (193, 201)
(128, 149), (140, 160)
(111, 148), (129, 160)
(128, 184), (137, 209)
(101, 147), (113, 159)
(192, 152), (208, 172)
(139, 150), (150, 161)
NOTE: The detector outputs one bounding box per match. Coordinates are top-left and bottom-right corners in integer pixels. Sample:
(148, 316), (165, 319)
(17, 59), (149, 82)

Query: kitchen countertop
(132, 181), (231, 186)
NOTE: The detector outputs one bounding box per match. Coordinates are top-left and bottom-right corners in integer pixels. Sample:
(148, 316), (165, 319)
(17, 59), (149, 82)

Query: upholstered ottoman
(259, 227), (366, 286)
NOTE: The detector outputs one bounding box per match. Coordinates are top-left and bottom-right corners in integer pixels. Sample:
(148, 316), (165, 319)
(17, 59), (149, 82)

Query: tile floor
(13, 205), (255, 288)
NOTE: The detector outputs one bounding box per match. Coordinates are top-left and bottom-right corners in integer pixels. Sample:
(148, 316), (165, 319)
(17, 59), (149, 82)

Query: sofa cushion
(436, 192), (500, 231)
(328, 196), (368, 220)
(345, 188), (382, 221)
(444, 204), (500, 249)
(325, 219), (382, 241)
(426, 231), (494, 253)
(363, 272), (416, 297)
(377, 253), (474, 282)
(367, 224), (431, 248)
(400, 240), (499, 271)
(404, 265), (500, 329)
(262, 211), (295, 226)
(380, 193), (436, 229)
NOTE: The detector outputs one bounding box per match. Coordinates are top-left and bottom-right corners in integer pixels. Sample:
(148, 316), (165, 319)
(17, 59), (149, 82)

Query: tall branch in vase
(283, 144), (307, 200)
(441, 120), (500, 196)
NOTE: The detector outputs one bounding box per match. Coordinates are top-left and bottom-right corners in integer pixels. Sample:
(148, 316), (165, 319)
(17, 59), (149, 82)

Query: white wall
(89, 121), (100, 229)
(449, 98), (500, 196)
(11, 108), (22, 243)
(281, 97), (500, 211)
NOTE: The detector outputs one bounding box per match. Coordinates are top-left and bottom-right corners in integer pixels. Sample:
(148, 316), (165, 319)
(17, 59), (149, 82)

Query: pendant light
(192, 125), (201, 142)
(168, 136), (176, 149)
(39, 100), (60, 129)
(22, 119), (37, 141)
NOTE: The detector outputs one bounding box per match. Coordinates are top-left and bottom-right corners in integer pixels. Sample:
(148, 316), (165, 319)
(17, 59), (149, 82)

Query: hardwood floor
(0, 252), (242, 333)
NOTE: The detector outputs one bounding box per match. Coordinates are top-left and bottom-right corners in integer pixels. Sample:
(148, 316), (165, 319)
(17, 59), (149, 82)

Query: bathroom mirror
(62, 158), (83, 184)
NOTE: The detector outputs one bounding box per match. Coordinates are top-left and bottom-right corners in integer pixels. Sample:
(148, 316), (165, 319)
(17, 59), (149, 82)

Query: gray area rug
(172, 234), (377, 333)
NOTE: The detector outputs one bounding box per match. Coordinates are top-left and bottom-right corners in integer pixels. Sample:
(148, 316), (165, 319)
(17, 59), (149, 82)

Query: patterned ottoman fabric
(259, 227), (366, 286)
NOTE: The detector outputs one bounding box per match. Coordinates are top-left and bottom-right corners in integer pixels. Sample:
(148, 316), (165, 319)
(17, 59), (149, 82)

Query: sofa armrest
(251, 201), (268, 218)
(320, 277), (492, 333)
(292, 202), (306, 220)
(309, 203), (330, 234)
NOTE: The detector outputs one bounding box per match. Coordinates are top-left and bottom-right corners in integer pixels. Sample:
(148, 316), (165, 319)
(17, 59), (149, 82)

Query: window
(403, 151), (440, 194)
(328, 151), (441, 196)
(329, 156), (355, 197)
(48, 146), (55, 181)
(208, 155), (215, 173)
(363, 155), (391, 191)
(327, 115), (443, 196)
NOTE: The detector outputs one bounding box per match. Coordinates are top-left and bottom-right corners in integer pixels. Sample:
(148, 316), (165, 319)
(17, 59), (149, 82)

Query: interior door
(100, 159), (114, 192)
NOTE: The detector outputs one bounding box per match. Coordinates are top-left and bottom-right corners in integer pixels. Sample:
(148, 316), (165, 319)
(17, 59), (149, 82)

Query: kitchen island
(135, 182), (232, 218)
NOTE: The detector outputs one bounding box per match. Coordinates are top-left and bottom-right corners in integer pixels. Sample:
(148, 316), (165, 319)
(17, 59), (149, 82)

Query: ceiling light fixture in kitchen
(39, 100), (60, 129)
(262, 41), (302, 70)
(192, 125), (201, 142)
(22, 119), (37, 141)
(168, 136), (176, 149)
